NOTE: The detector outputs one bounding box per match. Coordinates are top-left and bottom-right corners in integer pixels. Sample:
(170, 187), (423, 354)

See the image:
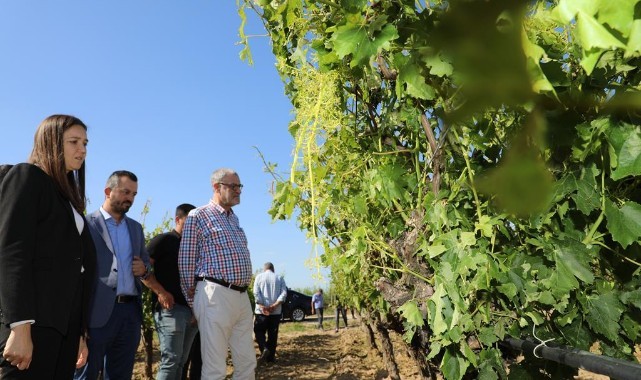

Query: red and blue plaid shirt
(178, 200), (252, 305)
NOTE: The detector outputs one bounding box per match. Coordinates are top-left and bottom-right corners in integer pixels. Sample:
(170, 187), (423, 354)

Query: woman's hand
(2, 324), (33, 370)
(76, 336), (88, 368)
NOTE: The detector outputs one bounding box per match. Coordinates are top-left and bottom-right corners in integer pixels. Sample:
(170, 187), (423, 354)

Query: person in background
(147, 203), (198, 380)
(182, 333), (201, 380)
(0, 115), (97, 379)
(334, 298), (348, 333)
(253, 262), (287, 364)
(75, 171), (173, 380)
(311, 289), (325, 330)
(178, 168), (256, 379)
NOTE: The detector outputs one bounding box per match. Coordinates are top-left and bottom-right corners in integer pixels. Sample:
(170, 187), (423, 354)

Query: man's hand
(158, 291), (175, 310)
(2, 324), (33, 370)
(132, 256), (147, 277)
(76, 336), (88, 368)
(187, 286), (196, 298)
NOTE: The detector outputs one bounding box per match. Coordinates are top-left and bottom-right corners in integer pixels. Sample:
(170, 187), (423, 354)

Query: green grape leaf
(585, 291), (624, 341)
(351, 195), (368, 215)
(620, 288), (641, 310)
(331, 23), (398, 68)
(576, 11), (626, 51)
(397, 60), (436, 100)
(544, 258), (579, 297)
(430, 284), (448, 336)
(522, 30), (558, 98)
(626, 20), (641, 56)
(478, 348), (506, 379)
(398, 300), (425, 328)
(478, 327), (499, 346)
(572, 168), (600, 215)
(478, 368), (499, 380)
(427, 244), (447, 258)
(475, 215), (494, 238)
(562, 319), (594, 350)
(460, 340), (478, 367)
(580, 48), (603, 75)
(460, 231), (476, 247)
(423, 53), (453, 77)
(340, 0), (367, 13)
(604, 200), (641, 248)
(555, 241), (594, 284)
(553, 0), (599, 23)
(596, 0), (637, 38)
(620, 314), (641, 341)
(441, 347), (469, 380)
(427, 341), (443, 360)
(498, 283), (518, 299)
(607, 122), (641, 181)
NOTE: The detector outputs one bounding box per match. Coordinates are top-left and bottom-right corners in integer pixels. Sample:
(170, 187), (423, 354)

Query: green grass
(280, 321), (316, 333)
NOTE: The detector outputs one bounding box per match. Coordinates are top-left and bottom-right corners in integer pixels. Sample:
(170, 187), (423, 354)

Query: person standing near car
(147, 203), (198, 380)
(311, 289), (324, 330)
(334, 297), (348, 333)
(253, 262), (287, 364)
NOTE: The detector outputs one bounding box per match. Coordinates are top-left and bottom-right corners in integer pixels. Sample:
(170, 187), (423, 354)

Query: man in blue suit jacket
(75, 171), (173, 380)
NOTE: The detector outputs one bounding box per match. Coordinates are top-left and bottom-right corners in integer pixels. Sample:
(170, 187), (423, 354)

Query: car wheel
(291, 307), (306, 322)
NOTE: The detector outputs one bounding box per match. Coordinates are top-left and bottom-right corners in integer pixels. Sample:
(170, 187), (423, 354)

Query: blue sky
(0, 1), (327, 290)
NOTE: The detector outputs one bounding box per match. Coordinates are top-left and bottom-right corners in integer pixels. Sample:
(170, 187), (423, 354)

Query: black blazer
(0, 163), (97, 336)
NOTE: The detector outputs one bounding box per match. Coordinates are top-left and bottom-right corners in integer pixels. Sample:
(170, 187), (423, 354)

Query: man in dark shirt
(148, 203), (198, 380)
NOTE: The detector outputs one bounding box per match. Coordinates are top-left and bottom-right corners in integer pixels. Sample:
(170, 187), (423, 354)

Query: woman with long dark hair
(0, 115), (97, 379)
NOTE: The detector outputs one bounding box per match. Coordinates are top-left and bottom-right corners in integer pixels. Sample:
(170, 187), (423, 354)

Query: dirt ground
(133, 314), (637, 379)
(133, 314), (417, 380)
(251, 317), (418, 380)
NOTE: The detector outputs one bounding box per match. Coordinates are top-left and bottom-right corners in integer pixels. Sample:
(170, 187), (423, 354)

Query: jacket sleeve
(0, 164), (42, 325)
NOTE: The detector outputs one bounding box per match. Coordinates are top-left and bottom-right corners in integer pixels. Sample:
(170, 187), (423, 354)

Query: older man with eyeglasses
(178, 168), (256, 379)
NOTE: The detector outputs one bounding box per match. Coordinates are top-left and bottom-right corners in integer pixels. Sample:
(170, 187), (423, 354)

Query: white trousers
(194, 280), (256, 380)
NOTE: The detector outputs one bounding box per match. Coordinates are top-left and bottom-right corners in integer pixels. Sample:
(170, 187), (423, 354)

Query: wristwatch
(140, 263), (153, 280)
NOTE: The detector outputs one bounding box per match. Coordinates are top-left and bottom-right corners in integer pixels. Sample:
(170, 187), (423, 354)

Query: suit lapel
(59, 195), (76, 229)
(91, 210), (115, 254)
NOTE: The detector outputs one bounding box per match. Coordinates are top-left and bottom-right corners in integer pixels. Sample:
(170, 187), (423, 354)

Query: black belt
(196, 276), (247, 293)
(115, 295), (137, 303)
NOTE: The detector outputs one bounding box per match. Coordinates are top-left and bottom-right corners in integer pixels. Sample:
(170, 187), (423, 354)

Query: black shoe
(258, 348), (271, 364)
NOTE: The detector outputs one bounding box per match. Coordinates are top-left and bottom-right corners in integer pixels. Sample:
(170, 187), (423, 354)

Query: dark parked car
(281, 288), (313, 322)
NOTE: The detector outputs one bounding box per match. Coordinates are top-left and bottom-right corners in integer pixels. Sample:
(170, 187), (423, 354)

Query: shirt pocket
(201, 226), (226, 247)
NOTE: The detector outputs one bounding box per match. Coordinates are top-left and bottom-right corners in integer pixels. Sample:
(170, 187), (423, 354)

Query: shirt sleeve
(9, 320), (35, 328)
(253, 275), (264, 306)
(178, 212), (198, 306)
(277, 276), (287, 303)
(146, 234), (162, 261)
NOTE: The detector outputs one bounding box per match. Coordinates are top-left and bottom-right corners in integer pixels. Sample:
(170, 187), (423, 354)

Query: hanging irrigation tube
(502, 337), (641, 380)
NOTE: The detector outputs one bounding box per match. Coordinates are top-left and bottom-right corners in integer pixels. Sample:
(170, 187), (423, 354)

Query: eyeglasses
(218, 183), (244, 191)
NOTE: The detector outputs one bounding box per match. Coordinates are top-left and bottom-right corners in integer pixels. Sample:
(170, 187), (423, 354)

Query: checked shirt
(178, 200), (252, 305)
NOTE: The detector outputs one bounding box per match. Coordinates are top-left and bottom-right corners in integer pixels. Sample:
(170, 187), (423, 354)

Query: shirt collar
(209, 199), (234, 216)
(99, 206), (112, 221)
(100, 206), (127, 224)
